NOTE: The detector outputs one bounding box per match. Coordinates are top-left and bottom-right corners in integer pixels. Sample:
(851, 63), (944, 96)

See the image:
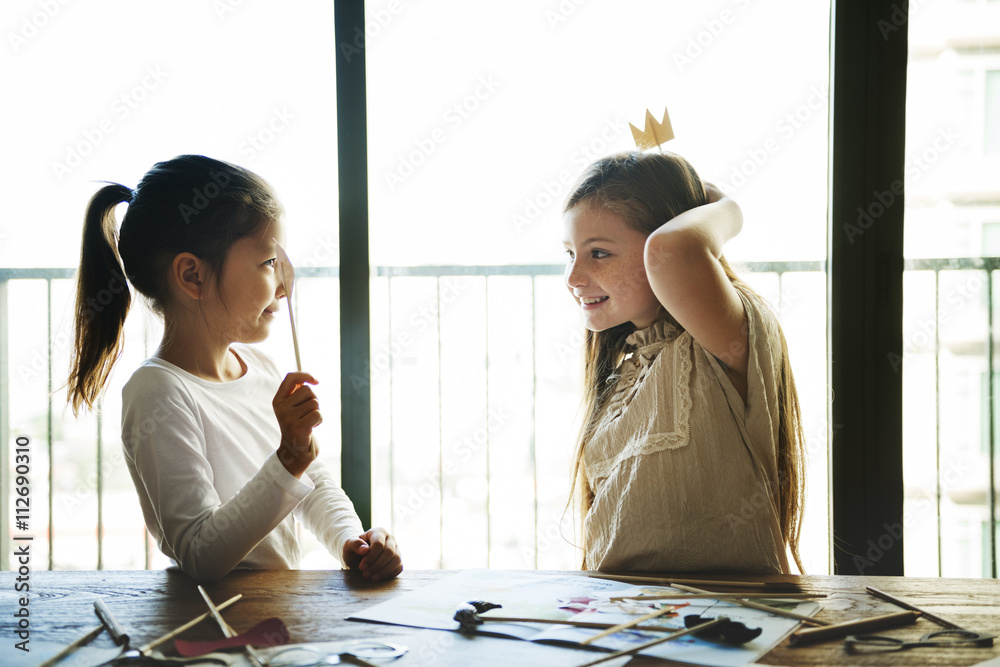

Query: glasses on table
(267, 640), (408, 666)
(845, 628), (995, 653)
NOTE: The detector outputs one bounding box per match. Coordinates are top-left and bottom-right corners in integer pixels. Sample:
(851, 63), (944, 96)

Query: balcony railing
(1, 259), (995, 576)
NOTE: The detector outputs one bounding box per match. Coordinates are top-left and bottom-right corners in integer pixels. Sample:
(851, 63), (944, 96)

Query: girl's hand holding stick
(273, 372), (321, 478)
(274, 241), (317, 459)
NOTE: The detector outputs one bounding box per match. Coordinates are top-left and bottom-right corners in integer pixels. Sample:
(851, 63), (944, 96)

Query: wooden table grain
(2, 569), (999, 666)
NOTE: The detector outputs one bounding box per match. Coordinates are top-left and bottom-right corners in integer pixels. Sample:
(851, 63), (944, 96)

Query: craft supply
(580, 606), (676, 645)
(788, 611), (920, 646)
(629, 107), (674, 151)
(851, 587), (995, 651)
(351, 569), (821, 666)
(175, 617), (289, 657)
(94, 598), (129, 646)
(684, 614), (763, 644)
(577, 617), (729, 667)
(611, 592), (822, 602)
(36, 624), (104, 667)
(139, 593), (242, 653)
(273, 241), (301, 372)
(585, 572), (803, 593)
(670, 583), (828, 627)
(86, 596), (146, 665)
(273, 241), (315, 458)
(845, 628), (996, 652)
(198, 585), (267, 667)
(460, 613), (684, 633)
(865, 586), (962, 629)
(455, 599), (682, 636)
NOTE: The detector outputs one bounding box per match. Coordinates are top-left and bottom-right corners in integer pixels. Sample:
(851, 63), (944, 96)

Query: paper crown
(629, 107), (674, 151)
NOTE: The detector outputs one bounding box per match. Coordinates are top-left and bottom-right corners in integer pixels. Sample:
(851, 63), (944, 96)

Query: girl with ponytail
(68, 155), (402, 582)
(563, 151), (806, 574)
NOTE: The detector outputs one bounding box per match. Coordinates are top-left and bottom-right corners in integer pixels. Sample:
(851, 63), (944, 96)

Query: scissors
(267, 640), (408, 666)
(848, 586), (996, 652)
(845, 628), (996, 652)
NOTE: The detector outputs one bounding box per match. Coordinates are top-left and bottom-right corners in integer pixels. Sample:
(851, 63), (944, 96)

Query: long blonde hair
(565, 151), (805, 572)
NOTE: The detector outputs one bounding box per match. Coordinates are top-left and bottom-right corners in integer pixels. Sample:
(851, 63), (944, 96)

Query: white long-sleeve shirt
(121, 344), (363, 582)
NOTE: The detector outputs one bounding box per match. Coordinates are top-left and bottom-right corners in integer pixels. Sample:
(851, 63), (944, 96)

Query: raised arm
(644, 185), (749, 398)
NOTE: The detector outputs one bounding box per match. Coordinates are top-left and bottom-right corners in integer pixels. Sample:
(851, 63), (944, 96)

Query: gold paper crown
(629, 107), (674, 151)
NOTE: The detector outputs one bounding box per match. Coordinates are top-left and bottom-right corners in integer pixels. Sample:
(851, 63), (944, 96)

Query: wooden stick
(198, 586), (266, 667)
(585, 572), (801, 591)
(139, 593), (242, 653)
(670, 583), (829, 627)
(611, 593), (823, 602)
(577, 617), (728, 667)
(274, 240), (314, 458)
(287, 301), (302, 372)
(37, 624), (105, 667)
(788, 611), (920, 646)
(865, 587), (961, 629)
(477, 615), (681, 632)
(580, 606), (676, 645)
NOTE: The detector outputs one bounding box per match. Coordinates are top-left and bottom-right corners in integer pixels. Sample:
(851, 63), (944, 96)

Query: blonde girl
(564, 151), (805, 574)
(68, 155), (402, 582)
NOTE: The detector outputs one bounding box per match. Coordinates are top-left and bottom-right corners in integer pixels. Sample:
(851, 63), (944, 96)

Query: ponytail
(68, 184), (133, 415)
(66, 155), (284, 414)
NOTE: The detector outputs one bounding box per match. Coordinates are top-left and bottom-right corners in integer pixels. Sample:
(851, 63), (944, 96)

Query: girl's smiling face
(205, 219), (286, 344)
(563, 204), (662, 332)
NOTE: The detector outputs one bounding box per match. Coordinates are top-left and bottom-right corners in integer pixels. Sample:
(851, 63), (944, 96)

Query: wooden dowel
(198, 586), (267, 667)
(37, 624), (104, 667)
(670, 583), (829, 627)
(580, 606), (675, 645)
(478, 615), (680, 632)
(585, 572), (801, 591)
(865, 587), (961, 629)
(788, 611), (920, 646)
(139, 594), (242, 653)
(577, 618), (729, 667)
(610, 593), (823, 602)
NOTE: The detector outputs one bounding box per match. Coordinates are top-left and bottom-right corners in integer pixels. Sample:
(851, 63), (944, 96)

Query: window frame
(330, 0), (913, 573)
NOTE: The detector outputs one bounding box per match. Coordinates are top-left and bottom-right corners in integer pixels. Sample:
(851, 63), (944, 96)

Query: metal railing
(2, 259), (995, 576)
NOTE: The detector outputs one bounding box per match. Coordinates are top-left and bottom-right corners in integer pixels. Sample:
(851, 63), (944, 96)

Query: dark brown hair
(67, 155), (283, 414)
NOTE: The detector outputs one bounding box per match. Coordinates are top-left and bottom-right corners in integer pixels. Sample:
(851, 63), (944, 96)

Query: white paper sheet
(348, 569), (820, 666)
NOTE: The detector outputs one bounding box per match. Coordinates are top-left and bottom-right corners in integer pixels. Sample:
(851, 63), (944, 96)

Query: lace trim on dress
(587, 319), (694, 482)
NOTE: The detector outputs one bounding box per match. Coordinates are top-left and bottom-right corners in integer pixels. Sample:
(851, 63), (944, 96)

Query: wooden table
(2, 569), (999, 666)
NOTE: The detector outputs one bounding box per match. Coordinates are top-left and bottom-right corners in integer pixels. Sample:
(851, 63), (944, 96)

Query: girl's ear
(171, 252), (205, 300)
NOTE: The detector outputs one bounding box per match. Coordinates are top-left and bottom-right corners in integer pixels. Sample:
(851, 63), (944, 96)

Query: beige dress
(583, 293), (789, 574)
